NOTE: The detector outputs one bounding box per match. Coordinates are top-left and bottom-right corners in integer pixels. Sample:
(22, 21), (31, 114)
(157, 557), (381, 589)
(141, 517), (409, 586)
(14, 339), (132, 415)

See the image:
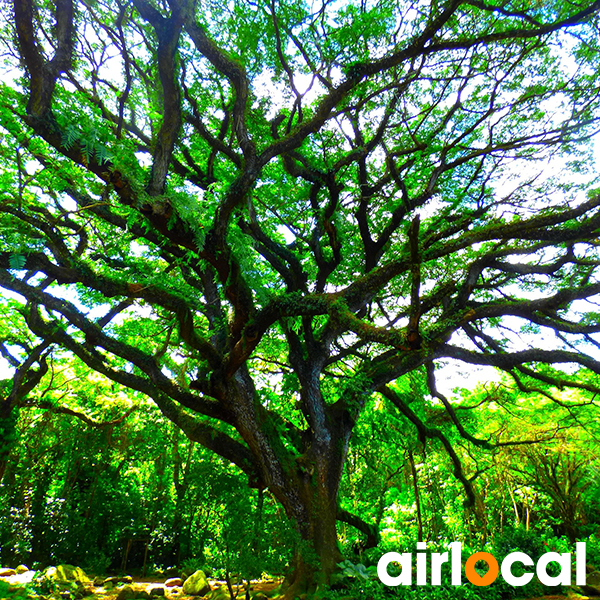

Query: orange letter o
(465, 552), (499, 587)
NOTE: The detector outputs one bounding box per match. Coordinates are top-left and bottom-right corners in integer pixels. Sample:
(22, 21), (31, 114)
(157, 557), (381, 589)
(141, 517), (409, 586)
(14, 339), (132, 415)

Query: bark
(337, 509), (379, 551)
(215, 364), (352, 594)
(0, 342), (49, 483)
(280, 471), (343, 598)
(408, 449), (424, 543)
(0, 400), (13, 484)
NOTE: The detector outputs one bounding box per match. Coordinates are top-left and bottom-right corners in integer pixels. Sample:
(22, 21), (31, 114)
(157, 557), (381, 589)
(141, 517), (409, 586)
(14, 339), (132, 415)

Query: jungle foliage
(1, 0), (600, 595)
(0, 372), (599, 600)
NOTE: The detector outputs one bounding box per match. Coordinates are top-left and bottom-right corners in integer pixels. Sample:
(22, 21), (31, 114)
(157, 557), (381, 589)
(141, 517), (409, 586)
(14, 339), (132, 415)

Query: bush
(493, 526), (546, 562)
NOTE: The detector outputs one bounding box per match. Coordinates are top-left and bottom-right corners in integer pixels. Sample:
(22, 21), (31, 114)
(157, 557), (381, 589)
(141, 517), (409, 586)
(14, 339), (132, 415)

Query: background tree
(1, 0), (600, 594)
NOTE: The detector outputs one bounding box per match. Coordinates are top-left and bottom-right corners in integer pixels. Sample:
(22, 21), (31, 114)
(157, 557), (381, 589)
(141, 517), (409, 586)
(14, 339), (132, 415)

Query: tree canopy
(1, 0), (600, 594)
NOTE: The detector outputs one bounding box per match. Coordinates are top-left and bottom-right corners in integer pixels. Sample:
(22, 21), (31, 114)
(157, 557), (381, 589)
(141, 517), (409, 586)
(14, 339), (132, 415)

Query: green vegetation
(0, 377), (599, 599)
(1, 0), (600, 597)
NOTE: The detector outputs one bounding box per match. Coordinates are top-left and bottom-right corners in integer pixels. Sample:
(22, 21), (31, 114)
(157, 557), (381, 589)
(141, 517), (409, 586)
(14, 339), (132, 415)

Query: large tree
(2, 0), (600, 593)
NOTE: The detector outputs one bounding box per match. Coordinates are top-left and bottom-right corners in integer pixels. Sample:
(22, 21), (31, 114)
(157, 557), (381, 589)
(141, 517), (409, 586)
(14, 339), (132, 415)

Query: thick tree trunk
(275, 420), (352, 597)
(220, 368), (353, 596)
(281, 473), (342, 599)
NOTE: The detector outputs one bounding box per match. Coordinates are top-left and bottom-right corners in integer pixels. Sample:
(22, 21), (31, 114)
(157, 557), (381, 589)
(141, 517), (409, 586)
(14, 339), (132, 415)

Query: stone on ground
(589, 571), (600, 586)
(46, 565), (90, 584)
(205, 585), (231, 600)
(182, 570), (211, 596)
(103, 575), (134, 585)
(116, 584), (137, 600)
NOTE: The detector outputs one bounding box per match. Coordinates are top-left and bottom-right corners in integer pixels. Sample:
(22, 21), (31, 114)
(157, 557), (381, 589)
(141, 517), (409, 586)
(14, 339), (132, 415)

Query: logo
(378, 542), (586, 587)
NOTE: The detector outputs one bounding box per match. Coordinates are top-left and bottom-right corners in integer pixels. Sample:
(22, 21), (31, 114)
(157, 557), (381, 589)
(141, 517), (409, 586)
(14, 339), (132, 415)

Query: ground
(0, 570), (283, 600)
(0, 570), (591, 600)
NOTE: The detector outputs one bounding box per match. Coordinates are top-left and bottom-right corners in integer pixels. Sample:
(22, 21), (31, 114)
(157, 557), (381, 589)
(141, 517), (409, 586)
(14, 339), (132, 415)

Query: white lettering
(536, 552), (571, 586)
(431, 552), (449, 586)
(576, 542), (587, 585)
(416, 542), (427, 585)
(501, 552), (534, 586)
(450, 542), (462, 585)
(378, 552), (412, 586)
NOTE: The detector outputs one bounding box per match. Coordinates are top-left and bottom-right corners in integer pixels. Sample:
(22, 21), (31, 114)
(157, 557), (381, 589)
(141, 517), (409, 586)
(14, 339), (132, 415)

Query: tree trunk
(215, 367), (354, 596)
(272, 417), (351, 598)
(408, 449), (423, 542)
(170, 428), (193, 566)
(281, 473), (342, 599)
(0, 400), (16, 484)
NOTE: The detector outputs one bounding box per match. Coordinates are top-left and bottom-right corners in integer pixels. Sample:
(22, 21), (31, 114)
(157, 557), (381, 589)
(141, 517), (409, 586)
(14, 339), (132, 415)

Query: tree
(0, 302), (49, 481)
(1, 0), (600, 594)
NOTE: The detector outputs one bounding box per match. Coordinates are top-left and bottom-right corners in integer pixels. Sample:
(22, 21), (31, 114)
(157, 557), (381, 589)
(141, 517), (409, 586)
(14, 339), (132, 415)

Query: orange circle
(464, 552), (499, 587)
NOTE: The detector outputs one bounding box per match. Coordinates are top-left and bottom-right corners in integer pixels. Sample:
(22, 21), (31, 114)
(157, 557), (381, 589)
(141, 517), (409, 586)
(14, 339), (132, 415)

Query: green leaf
(9, 254), (26, 270)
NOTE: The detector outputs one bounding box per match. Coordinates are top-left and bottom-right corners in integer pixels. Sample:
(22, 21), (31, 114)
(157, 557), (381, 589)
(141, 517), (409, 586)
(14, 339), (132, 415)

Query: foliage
(1, 0), (600, 593)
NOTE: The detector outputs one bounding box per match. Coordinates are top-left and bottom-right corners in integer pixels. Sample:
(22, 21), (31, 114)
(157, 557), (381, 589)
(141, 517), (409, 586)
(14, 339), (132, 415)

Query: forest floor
(0, 570), (284, 600)
(94, 577), (282, 599)
(73, 587), (579, 600)
(0, 571), (588, 600)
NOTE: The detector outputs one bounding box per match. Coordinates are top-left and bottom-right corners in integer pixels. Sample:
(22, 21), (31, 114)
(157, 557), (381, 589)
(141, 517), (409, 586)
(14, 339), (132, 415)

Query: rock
(182, 570), (211, 596)
(104, 575), (134, 585)
(567, 589), (589, 600)
(46, 565), (90, 585)
(582, 584), (600, 596)
(206, 586), (231, 600)
(15, 565), (29, 574)
(0, 567), (16, 577)
(149, 587), (165, 597)
(116, 584), (137, 600)
(165, 577), (182, 587)
(581, 573), (600, 597)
